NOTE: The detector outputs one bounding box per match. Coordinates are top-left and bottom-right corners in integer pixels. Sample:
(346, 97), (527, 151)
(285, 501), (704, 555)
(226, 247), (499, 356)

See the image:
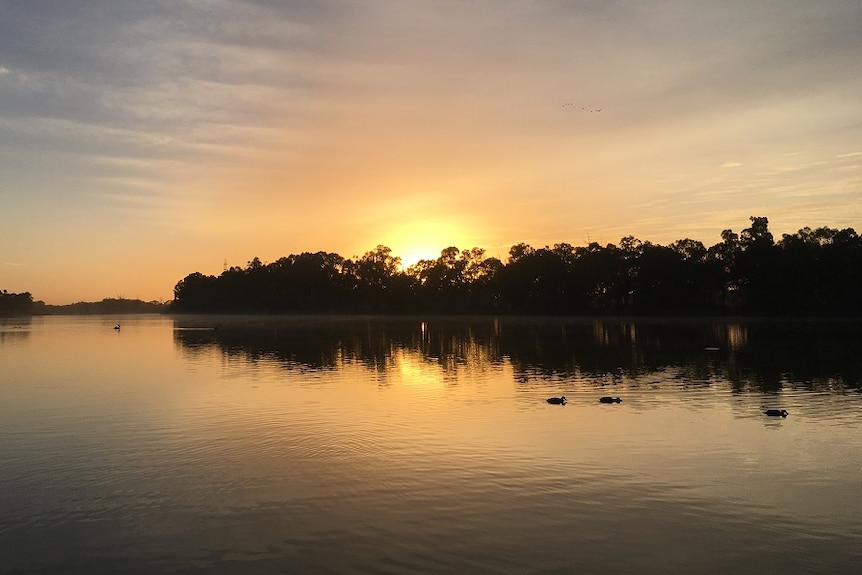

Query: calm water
(2, 314), (861, 574)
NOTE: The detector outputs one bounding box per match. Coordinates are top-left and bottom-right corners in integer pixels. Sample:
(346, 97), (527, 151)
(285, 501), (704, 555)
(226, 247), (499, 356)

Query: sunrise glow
(1, 2), (860, 303)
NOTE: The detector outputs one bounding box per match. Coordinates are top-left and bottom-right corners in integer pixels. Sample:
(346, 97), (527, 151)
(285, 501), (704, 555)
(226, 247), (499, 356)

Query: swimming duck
(114, 324), (121, 330)
(763, 409), (788, 417)
(599, 396), (622, 403)
(546, 396), (567, 405)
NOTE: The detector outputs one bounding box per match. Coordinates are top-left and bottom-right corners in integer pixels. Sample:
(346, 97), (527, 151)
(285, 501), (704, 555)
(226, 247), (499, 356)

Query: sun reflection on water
(5, 315), (860, 573)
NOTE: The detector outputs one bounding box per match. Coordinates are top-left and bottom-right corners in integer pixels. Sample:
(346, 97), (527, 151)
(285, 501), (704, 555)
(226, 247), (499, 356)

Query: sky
(1, 0), (861, 304)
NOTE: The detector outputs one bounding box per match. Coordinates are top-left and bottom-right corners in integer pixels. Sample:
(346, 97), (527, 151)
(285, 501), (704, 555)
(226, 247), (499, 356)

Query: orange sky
(1, 1), (860, 303)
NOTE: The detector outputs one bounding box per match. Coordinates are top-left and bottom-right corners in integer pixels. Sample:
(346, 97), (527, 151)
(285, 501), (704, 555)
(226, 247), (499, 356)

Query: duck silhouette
(113, 324), (121, 330)
(599, 396), (622, 403)
(763, 409), (788, 417)
(546, 396), (567, 405)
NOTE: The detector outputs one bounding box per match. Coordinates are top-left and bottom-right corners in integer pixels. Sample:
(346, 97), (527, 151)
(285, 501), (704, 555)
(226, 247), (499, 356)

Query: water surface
(2, 315), (861, 574)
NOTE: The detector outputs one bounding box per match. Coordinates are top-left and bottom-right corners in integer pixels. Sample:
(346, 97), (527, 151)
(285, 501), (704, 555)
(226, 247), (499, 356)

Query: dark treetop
(169, 216), (862, 316)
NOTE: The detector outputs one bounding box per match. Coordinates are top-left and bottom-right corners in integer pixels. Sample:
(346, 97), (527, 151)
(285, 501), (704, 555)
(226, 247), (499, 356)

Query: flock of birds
(561, 102), (602, 112)
(546, 395), (788, 417)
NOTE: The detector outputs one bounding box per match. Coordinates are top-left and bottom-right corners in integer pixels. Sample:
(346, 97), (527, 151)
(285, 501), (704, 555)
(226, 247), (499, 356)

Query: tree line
(0, 294), (167, 316)
(172, 216), (861, 316)
(37, 298), (168, 315)
(0, 290), (34, 315)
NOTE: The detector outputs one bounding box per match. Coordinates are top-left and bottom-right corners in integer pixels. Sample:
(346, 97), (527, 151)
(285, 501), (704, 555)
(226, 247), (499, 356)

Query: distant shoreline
(167, 311), (862, 323)
(4, 309), (860, 322)
(4, 304), (860, 321)
(30, 298), (168, 316)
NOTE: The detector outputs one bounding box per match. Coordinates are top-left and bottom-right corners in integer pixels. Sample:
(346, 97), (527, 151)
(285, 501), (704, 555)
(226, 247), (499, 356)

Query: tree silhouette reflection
(172, 317), (862, 392)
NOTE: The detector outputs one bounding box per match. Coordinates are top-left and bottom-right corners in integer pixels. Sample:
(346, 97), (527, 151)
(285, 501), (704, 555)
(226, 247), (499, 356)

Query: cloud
(4, 261), (25, 267)
(2, 0), (862, 303)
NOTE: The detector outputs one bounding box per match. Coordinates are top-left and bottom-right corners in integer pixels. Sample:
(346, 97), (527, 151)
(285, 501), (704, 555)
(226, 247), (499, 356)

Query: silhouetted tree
(0, 290), (34, 315)
(170, 217), (862, 317)
(776, 225), (862, 314)
(735, 216), (778, 312)
(569, 242), (624, 311)
(498, 246), (570, 313)
(348, 246), (407, 312)
(173, 272), (220, 312)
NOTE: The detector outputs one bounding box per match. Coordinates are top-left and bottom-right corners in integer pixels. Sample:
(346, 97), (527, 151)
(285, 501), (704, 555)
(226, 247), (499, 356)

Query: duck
(599, 396), (622, 403)
(113, 324), (121, 330)
(546, 396), (567, 405)
(763, 409), (788, 417)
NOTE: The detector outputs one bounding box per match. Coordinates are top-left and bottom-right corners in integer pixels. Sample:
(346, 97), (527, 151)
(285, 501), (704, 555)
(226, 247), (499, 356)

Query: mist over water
(2, 315), (861, 574)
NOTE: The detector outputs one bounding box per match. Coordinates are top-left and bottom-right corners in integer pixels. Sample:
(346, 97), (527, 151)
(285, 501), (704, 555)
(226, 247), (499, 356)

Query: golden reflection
(726, 323), (748, 351)
(593, 321), (609, 346)
(396, 349), (446, 388)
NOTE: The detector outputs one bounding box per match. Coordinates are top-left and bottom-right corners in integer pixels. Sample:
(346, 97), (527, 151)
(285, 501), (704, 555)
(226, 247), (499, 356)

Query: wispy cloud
(2, 0), (861, 303)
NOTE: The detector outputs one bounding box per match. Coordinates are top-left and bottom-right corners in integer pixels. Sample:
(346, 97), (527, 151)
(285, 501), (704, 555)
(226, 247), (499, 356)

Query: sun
(381, 218), (474, 268)
(398, 243), (445, 267)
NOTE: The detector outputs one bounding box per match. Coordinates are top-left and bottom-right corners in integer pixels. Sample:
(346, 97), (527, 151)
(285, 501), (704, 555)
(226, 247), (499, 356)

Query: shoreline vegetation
(169, 216), (862, 317)
(0, 295), (167, 317)
(4, 217), (861, 317)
